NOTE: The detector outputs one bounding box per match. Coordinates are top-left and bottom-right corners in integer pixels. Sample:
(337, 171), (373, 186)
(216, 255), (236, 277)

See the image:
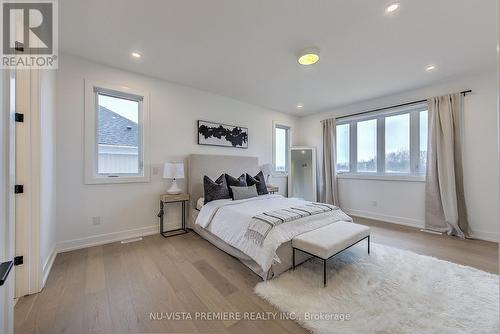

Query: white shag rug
(255, 243), (499, 334)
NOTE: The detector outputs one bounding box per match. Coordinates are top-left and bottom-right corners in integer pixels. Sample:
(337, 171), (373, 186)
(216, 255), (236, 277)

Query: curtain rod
(335, 89), (472, 121)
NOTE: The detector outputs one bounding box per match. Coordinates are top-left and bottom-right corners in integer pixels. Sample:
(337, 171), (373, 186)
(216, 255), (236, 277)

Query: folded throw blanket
(246, 202), (350, 245)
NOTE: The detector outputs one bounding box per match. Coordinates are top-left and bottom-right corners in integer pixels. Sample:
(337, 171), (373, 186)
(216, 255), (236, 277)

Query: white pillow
(196, 197), (205, 210)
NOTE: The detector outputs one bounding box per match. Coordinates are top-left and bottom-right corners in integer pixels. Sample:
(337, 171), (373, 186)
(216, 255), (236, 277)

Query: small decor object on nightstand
(157, 193), (190, 238)
(267, 185), (279, 194)
(163, 162), (184, 194)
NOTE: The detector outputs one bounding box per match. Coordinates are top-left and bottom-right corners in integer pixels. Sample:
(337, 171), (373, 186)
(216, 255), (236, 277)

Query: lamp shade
(163, 162), (184, 179)
(261, 163), (274, 176)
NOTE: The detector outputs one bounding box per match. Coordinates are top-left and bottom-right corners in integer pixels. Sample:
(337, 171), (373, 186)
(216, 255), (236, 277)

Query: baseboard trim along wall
(344, 208), (499, 242)
(53, 212), (498, 255)
(56, 224), (159, 253)
(41, 245), (57, 288)
(41, 211), (496, 287)
(343, 208), (424, 229)
(468, 229), (500, 243)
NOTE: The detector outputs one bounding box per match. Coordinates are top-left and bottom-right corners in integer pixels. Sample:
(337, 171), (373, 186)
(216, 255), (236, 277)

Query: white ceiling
(60, 0), (498, 115)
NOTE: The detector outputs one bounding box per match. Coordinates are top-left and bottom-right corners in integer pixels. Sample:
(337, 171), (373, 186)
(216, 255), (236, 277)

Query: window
(336, 103), (427, 178)
(336, 124), (350, 172)
(273, 123), (291, 172)
(385, 113), (410, 173)
(97, 93), (140, 174)
(85, 80), (149, 184)
(418, 110), (428, 173)
(357, 119), (377, 172)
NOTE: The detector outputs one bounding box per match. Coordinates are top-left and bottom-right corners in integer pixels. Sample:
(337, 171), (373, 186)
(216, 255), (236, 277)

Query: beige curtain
(320, 118), (339, 205)
(425, 93), (469, 238)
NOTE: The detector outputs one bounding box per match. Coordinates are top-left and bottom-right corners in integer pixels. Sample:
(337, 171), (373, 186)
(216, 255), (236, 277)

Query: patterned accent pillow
(230, 185), (259, 201)
(225, 173), (247, 199)
(203, 174), (230, 204)
(246, 171), (269, 195)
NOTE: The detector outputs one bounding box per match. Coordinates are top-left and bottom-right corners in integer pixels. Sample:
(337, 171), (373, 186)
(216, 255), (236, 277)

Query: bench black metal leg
(323, 259), (327, 287)
(293, 235), (371, 288)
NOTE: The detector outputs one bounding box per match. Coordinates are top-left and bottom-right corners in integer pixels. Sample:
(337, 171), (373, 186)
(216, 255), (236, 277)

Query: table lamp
(261, 163), (274, 187)
(163, 162), (184, 194)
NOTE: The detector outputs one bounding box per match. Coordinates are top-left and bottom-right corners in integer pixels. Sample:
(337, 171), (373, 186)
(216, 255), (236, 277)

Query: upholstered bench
(292, 221), (371, 286)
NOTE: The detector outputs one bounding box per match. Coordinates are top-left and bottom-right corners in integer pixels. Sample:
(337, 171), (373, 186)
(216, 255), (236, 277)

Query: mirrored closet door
(288, 147), (317, 201)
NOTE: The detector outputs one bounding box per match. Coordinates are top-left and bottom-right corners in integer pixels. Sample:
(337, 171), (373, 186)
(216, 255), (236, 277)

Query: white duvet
(195, 194), (352, 272)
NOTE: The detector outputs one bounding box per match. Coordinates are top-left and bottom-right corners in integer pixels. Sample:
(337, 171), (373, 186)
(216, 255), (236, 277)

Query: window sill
(337, 173), (425, 182)
(84, 175), (150, 185)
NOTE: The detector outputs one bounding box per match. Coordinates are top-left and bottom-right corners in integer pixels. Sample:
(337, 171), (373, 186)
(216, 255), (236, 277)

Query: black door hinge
(15, 113), (24, 122)
(14, 256), (23, 266)
(15, 41), (24, 52)
(14, 185), (24, 194)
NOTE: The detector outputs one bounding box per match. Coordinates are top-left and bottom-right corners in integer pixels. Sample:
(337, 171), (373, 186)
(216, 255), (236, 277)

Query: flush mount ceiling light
(425, 64), (437, 72)
(297, 47), (320, 65)
(385, 2), (400, 14)
(131, 52), (142, 58)
(296, 104), (304, 109)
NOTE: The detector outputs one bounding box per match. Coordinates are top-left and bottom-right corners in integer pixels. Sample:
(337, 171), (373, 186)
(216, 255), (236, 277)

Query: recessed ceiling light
(385, 2), (400, 14)
(131, 52), (142, 58)
(298, 47), (320, 66)
(297, 104), (304, 109)
(425, 64), (437, 72)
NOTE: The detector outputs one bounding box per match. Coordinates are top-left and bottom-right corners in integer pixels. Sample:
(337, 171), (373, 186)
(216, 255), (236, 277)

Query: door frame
(1, 68), (16, 334)
(15, 68), (42, 298)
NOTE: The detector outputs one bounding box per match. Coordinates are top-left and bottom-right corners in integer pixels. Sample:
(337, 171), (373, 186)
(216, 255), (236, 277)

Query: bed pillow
(203, 174), (230, 204)
(246, 171), (269, 195)
(225, 173), (247, 199)
(196, 197), (205, 210)
(230, 185), (258, 201)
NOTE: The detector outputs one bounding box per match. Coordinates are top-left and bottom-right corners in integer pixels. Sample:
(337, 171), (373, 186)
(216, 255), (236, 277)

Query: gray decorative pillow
(230, 185), (258, 201)
(225, 173), (247, 199)
(246, 171), (268, 195)
(203, 174), (230, 204)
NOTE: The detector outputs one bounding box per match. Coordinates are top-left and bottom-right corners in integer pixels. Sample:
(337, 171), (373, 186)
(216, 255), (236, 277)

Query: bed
(187, 154), (351, 280)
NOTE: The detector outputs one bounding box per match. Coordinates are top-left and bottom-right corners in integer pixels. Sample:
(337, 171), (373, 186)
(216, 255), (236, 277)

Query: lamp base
(167, 179), (182, 195)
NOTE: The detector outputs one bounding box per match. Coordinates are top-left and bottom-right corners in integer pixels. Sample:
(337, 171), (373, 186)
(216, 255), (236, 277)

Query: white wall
(39, 70), (57, 284)
(56, 54), (298, 251)
(297, 71), (499, 242)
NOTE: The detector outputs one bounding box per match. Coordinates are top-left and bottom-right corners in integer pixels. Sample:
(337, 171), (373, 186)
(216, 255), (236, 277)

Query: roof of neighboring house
(98, 106), (138, 147)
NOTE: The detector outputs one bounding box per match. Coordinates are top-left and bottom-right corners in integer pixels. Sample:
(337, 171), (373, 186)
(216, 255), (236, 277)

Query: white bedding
(195, 194), (352, 272)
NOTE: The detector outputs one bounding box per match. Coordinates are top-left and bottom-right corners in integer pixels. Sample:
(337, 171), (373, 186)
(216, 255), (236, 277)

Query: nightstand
(267, 186), (279, 194)
(157, 193), (190, 238)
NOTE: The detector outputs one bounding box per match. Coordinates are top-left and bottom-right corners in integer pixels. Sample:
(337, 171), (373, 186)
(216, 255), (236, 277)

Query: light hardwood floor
(14, 217), (498, 334)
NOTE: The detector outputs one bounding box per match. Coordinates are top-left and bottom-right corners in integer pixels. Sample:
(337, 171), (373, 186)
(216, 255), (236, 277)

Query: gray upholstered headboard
(188, 154), (259, 206)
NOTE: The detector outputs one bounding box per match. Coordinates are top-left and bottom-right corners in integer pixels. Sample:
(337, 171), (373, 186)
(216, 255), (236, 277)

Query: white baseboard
(343, 208), (499, 243)
(343, 208), (424, 229)
(469, 229), (499, 243)
(56, 224), (158, 253)
(41, 244), (57, 288)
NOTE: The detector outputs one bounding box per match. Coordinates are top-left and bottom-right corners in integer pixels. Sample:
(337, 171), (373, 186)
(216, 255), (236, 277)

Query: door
(0, 69), (16, 334)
